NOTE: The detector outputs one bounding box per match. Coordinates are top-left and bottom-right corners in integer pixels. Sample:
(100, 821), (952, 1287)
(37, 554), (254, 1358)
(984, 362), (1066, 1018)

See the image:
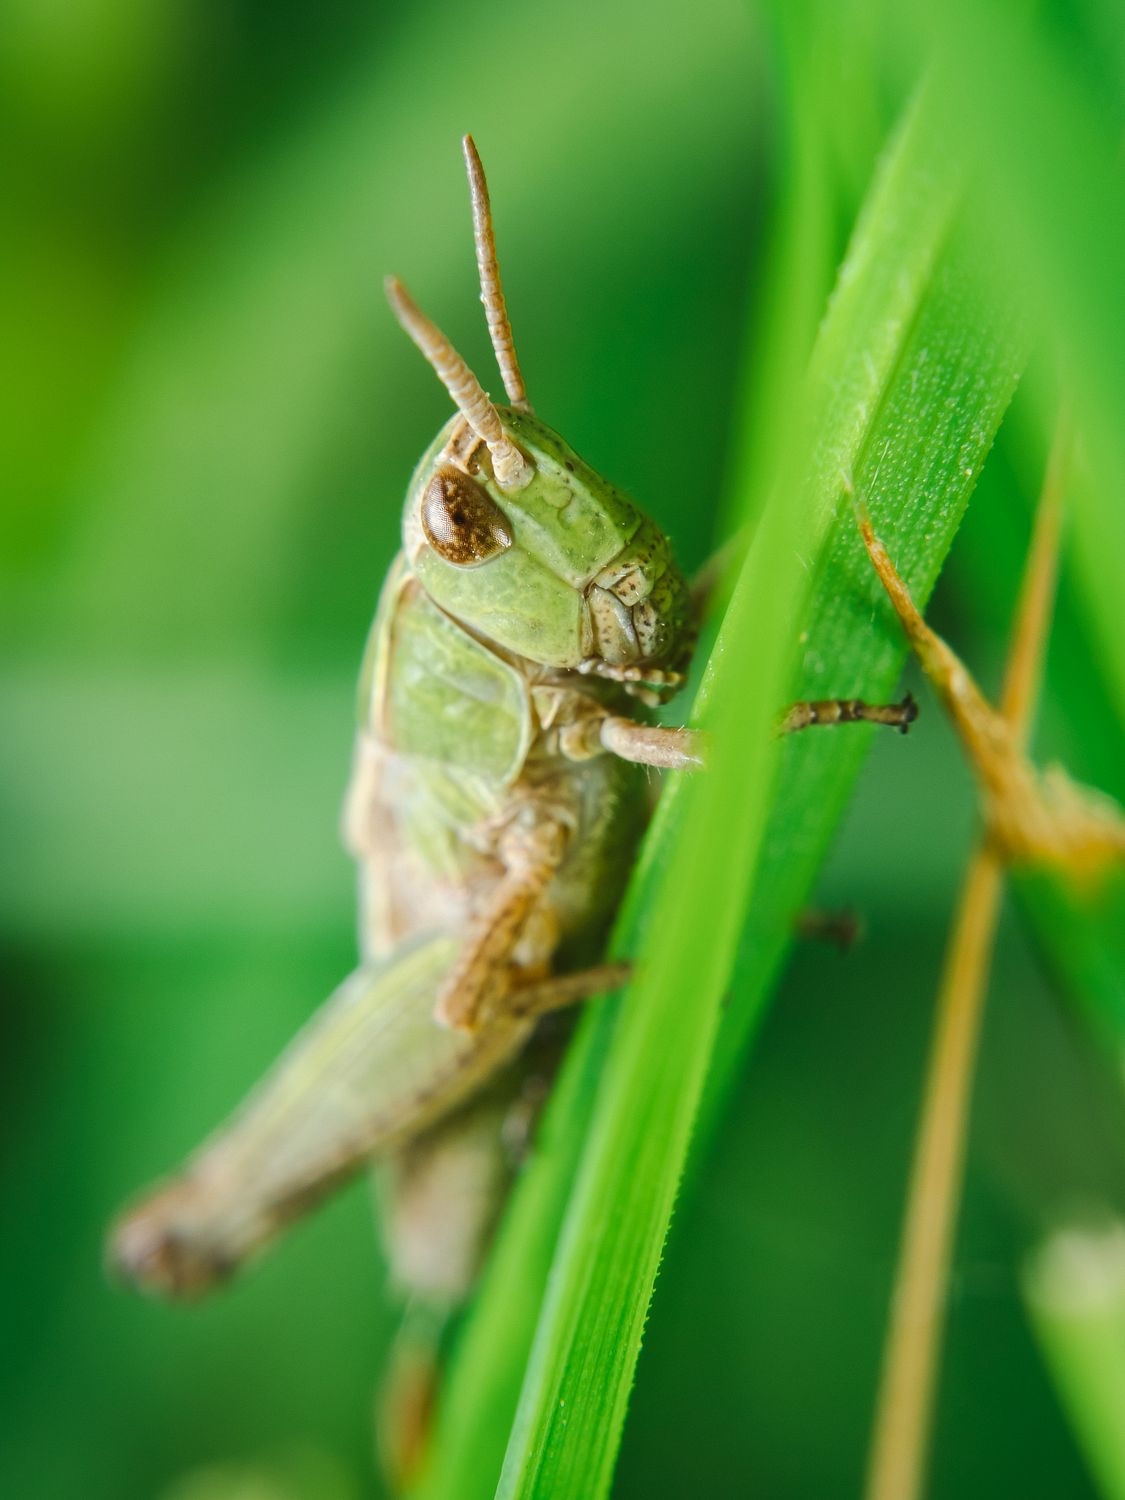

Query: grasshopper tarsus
(795, 906), (864, 953)
(897, 689), (919, 733)
(778, 691), (919, 738)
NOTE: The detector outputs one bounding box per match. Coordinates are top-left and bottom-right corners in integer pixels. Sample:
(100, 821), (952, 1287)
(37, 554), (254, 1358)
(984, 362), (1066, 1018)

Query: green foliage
(4, 3), (1125, 1500)
(1024, 1222), (1125, 1500)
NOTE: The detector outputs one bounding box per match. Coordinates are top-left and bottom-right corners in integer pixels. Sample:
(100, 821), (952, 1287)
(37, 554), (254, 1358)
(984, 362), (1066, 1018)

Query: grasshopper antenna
(462, 134), (531, 412)
(385, 275), (532, 491)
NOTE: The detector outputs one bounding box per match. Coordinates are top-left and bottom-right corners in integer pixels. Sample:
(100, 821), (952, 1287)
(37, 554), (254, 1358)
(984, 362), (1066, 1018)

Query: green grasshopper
(109, 136), (701, 1297)
(109, 137), (917, 1475)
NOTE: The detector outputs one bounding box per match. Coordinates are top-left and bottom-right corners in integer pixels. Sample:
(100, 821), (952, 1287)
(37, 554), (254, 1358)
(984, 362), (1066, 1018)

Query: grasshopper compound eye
(421, 465), (513, 566)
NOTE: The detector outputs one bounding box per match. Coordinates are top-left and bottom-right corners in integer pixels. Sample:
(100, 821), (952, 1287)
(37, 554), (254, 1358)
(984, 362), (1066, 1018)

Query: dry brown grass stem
(863, 416), (1071, 1500)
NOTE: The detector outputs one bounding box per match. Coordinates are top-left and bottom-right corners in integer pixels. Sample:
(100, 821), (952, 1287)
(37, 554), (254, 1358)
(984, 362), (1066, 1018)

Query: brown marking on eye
(421, 466), (513, 566)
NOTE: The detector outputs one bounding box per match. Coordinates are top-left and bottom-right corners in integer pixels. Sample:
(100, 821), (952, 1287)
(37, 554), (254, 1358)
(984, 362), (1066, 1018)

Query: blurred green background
(3, 1), (1125, 1497)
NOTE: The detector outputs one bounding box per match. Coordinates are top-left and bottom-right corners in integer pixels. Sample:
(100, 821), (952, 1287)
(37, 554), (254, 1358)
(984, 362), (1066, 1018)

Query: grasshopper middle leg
(434, 804), (632, 1034)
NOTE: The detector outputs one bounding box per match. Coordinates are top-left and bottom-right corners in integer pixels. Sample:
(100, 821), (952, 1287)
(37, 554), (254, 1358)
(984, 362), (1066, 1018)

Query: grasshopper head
(384, 138), (693, 692)
(400, 411), (693, 683)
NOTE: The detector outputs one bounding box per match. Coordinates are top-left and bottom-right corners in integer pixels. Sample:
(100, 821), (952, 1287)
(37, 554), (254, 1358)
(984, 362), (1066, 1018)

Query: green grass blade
(421, 83), (1026, 1500)
(413, 22), (840, 1497)
(923, 1), (1125, 735)
(1024, 1221), (1125, 1500)
(491, 298), (817, 1500)
(408, 1009), (617, 1500)
(699, 234), (1026, 1139)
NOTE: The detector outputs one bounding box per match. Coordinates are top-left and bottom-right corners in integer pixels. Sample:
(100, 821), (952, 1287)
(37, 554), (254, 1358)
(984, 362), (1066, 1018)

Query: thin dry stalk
(863, 418), (1071, 1500)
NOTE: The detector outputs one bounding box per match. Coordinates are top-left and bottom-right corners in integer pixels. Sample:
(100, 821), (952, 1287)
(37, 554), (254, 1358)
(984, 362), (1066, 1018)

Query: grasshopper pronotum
(109, 137), (920, 1475)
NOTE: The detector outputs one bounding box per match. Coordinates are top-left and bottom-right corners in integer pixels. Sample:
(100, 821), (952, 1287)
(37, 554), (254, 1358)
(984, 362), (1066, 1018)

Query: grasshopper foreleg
(550, 694), (704, 770)
(597, 693), (916, 764)
(598, 716), (705, 770)
(559, 692), (915, 777)
(572, 691), (917, 769)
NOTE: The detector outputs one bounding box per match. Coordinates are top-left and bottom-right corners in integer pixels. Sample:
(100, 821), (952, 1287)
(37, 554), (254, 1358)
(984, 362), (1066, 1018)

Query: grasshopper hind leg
(374, 1055), (559, 1491)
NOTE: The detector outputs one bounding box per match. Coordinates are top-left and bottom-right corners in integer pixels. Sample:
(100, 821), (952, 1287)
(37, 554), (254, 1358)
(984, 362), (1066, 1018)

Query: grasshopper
(109, 136), (702, 1300)
(109, 138), (919, 1474)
